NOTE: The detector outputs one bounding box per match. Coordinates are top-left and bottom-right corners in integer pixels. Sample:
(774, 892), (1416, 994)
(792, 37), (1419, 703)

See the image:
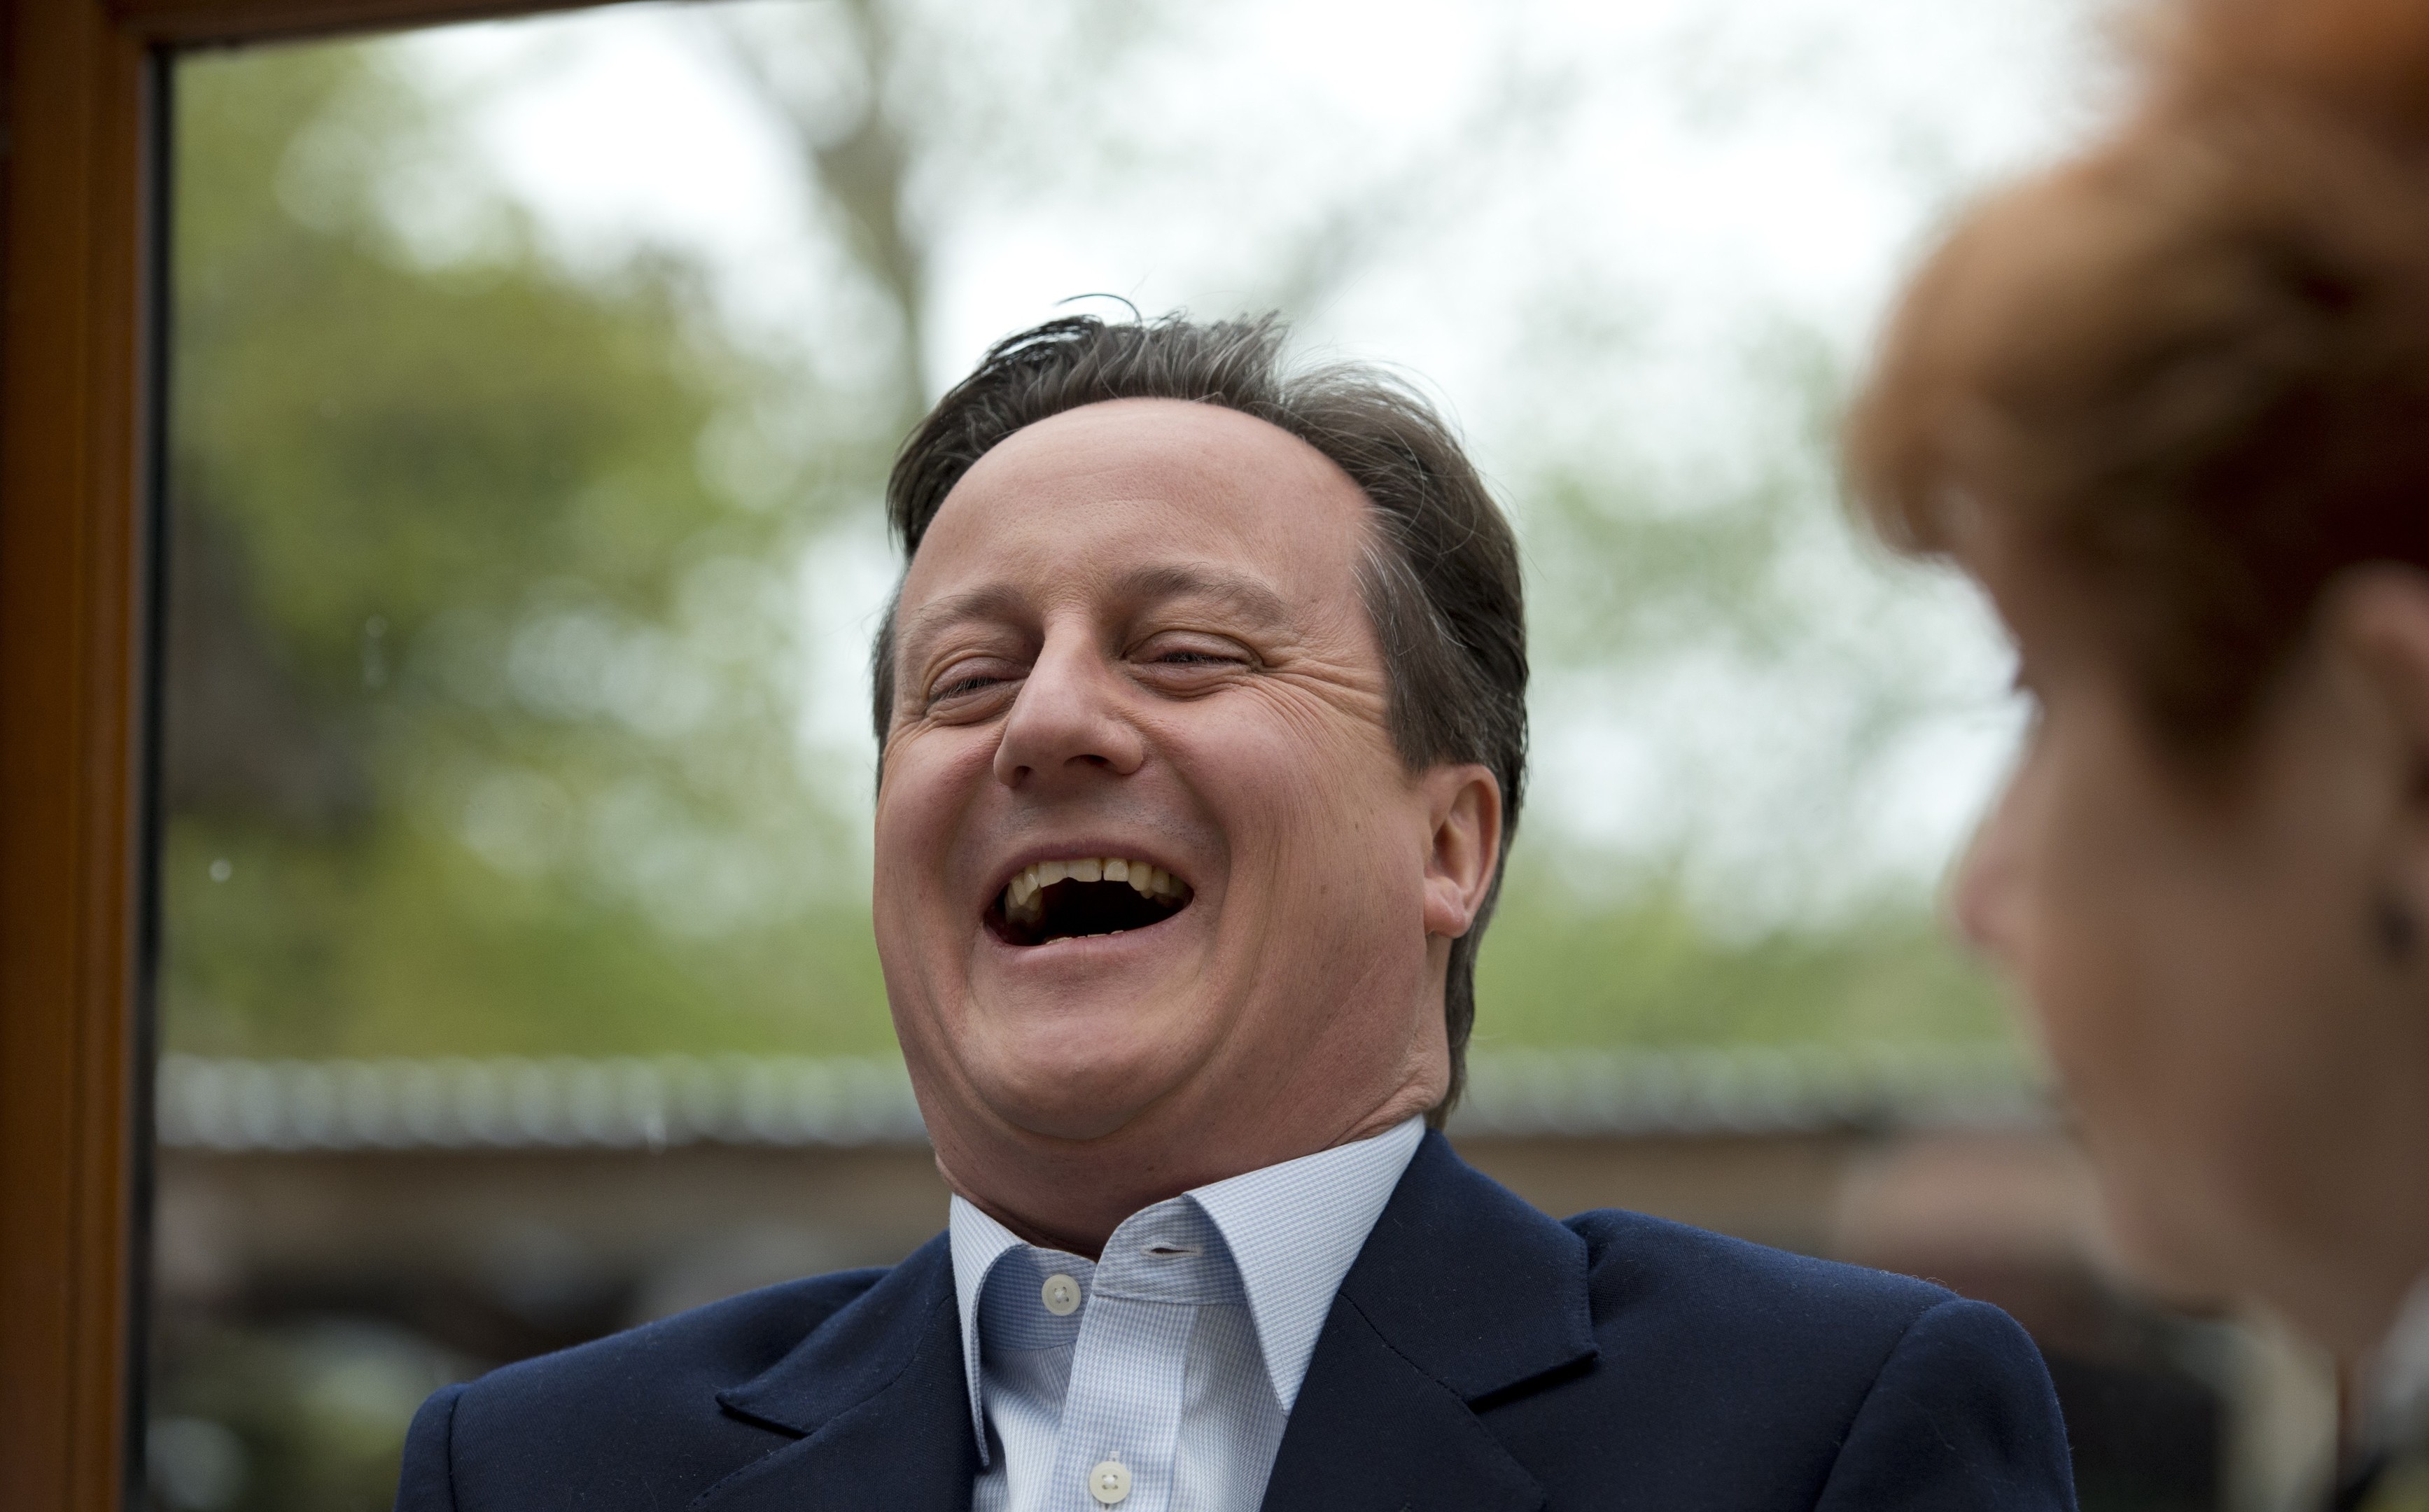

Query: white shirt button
(1088, 1458), (1131, 1505)
(1041, 1273), (1082, 1316)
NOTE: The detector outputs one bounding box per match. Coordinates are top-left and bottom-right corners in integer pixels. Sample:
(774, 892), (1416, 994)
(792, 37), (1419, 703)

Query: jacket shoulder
(399, 1266), (890, 1512)
(482, 1265), (887, 1405)
(1476, 1209), (2072, 1509)
(1566, 1205), (1955, 1342)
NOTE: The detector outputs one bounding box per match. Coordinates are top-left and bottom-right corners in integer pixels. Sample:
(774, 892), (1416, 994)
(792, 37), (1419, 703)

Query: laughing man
(396, 314), (2075, 1512)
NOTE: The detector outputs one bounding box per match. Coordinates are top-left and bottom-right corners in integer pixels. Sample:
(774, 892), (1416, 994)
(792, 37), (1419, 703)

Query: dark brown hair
(872, 313), (1527, 1117)
(1848, 0), (2429, 754)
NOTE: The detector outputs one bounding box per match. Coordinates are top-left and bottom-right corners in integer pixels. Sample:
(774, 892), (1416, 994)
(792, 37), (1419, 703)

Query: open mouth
(990, 856), (1195, 948)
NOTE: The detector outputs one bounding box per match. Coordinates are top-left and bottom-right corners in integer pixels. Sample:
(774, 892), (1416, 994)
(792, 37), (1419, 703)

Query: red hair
(1849, 0), (2429, 749)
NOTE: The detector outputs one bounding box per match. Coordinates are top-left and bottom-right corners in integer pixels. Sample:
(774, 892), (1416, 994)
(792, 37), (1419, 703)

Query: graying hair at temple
(869, 312), (1529, 1119)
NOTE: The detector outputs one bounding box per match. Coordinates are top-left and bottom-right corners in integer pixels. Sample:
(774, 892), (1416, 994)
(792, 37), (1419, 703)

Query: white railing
(154, 1043), (2045, 1153)
(154, 1054), (926, 1152)
(1450, 1044), (2043, 1138)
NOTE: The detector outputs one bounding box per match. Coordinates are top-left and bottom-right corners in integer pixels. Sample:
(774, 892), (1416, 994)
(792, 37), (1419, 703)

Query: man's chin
(955, 1027), (1212, 1147)
(984, 1096), (1152, 1146)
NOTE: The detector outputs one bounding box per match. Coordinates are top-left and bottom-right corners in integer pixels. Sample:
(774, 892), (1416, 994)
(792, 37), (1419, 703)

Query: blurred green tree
(162, 43), (892, 1058)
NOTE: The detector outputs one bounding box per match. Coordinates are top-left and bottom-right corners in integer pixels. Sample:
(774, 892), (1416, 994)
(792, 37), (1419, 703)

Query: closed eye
(1132, 629), (1255, 671)
(1132, 643), (1252, 692)
(934, 673), (1007, 699)
(926, 657), (1026, 710)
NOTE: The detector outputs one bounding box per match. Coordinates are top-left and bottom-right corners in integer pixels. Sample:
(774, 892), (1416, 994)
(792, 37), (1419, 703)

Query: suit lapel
(1259, 1132), (1597, 1512)
(692, 1234), (979, 1512)
(682, 1136), (1590, 1512)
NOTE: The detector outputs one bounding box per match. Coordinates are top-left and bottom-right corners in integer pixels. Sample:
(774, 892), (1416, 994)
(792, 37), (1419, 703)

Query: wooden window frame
(0, 2), (591, 1506)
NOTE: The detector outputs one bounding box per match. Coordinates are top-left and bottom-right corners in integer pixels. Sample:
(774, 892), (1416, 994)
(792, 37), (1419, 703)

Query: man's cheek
(1230, 729), (1379, 829)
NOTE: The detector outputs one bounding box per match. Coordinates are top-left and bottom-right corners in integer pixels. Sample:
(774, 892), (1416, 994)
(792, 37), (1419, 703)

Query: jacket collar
(1336, 1128), (1597, 1399)
(692, 1132), (1595, 1512)
(701, 1233), (978, 1512)
(1257, 1129), (1597, 1512)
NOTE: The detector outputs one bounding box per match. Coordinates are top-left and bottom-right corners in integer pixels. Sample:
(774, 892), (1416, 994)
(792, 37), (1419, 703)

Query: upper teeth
(1004, 857), (1188, 916)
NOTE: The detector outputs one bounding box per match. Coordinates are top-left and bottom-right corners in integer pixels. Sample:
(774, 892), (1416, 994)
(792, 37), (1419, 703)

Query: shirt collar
(1189, 1115), (1426, 1413)
(946, 1195), (1035, 1462)
(946, 1115), (1426, 1458)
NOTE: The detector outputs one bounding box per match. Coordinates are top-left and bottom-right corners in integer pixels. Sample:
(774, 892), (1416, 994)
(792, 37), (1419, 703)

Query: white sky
(388, 0), (2118, 925)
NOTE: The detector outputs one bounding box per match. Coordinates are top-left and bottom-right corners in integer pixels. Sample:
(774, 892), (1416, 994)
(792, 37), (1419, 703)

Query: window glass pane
(148, 6), (2330, 1511)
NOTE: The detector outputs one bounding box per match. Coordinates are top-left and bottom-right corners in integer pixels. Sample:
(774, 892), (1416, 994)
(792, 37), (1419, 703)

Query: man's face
(874, 399), (1489, 1218)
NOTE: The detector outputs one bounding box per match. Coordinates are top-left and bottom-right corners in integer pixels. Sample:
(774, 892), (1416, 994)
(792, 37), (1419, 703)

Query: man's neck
(933, 1086), (1435, 1261)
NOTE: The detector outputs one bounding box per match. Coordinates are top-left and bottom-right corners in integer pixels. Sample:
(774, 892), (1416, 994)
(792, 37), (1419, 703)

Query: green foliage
(177, 51), (732, 674)
(1475, 860), (2009, 1051)
(162, 43), (892, 1060)
(161, 819), (895, 1058)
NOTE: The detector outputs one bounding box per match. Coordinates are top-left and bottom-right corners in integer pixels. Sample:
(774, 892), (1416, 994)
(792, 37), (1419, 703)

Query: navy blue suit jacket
(396, 1130), (2075, 1511)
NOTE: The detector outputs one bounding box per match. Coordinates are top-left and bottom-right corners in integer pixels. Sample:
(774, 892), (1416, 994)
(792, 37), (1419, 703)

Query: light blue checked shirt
(948, 1116), (1426, 1512)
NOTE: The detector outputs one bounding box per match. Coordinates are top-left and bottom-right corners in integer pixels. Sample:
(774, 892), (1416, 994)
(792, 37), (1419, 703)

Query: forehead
(899, 398), (1373, 617)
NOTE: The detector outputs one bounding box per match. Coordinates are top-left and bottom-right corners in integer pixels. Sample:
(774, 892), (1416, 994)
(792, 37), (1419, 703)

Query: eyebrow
(1108, 563), (1294, 626)
(897, 562), (1297, 662)
(895, 584), (1029, 659)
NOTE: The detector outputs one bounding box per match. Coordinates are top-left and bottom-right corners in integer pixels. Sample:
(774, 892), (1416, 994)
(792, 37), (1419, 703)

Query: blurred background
(144, 3), (2336, 1508)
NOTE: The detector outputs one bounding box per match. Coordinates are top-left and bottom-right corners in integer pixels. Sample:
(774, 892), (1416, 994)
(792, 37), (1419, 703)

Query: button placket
(1041, 1199), (1218, 1512)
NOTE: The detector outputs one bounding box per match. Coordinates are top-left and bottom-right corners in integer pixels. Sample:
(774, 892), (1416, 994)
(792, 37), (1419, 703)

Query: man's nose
(993, 632), (1145, 788)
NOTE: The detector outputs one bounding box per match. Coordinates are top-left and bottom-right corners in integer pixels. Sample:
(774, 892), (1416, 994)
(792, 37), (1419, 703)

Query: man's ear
(1420, 764), (1503, 939)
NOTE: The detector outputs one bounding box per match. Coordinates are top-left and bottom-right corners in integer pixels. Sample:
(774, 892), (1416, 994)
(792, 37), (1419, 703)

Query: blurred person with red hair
(1850, 1), (2429, 1506)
